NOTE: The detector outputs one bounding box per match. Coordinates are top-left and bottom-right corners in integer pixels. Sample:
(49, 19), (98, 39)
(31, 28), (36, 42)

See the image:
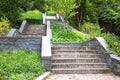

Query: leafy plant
(0, 17), (11, 36)
(81, 22), (120, 56)
(47, 11), (56, 16)
(0, 49), (45, 80)
(52, 22), (89, 42)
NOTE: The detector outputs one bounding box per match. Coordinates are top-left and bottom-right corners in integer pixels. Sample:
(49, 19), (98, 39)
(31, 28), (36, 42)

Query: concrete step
(52, 54), (102, 58)
(51, 46), (110, 74)
(23, 25), (46, 35)
(52, 63), (108, 68)
(52, 58), (105, 63)
(52, 68), (110, 74)
(52, 51), (98, 54)
(52, 47), (96, 50)
(20, 35), (43, 37)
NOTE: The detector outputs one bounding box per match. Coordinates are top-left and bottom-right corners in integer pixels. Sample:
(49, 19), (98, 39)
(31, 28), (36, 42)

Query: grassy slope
(52, 22), (89, 42)
(0, 50), (45, 80)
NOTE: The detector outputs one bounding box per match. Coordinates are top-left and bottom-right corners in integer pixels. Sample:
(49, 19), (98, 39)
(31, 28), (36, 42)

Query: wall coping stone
(35, 72), (50, 80)
(43, 13), (46, 25)
(110, 54), (120, 62)
(0, 37), (41, 39)
(41, 36), (51, 59)
(95, 37), (111, 53)
(7, 28), (17, 37)
(46, 21), (52, 40)
(19, 20), (27, 33)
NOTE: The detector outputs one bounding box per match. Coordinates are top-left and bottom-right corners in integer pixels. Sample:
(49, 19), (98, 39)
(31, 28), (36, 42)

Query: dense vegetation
(0, 49), (45, 80)
(81, 22), (120, 55)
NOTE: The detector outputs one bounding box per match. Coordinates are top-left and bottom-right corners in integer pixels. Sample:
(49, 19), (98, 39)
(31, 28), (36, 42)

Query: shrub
(81, 22), (101, 35)
(0, 17), (11, 36)
(100, 33), (120, 56)
(0, 49), (45, 80)
(47, 11), (56, 16)
(18, 10), (43, 24)
(81, 22), (120, 56)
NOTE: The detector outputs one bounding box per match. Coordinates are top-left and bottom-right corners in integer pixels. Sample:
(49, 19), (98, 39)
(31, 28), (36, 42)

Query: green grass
(52, 22), (89, 42)
(0, 49), (45, 80)
(18, 10), (43, 24)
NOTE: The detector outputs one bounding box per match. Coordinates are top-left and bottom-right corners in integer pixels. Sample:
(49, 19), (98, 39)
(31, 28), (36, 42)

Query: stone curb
(36, 72), (50, 80)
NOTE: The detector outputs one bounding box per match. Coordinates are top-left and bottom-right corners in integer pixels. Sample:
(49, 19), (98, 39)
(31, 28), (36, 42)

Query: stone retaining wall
(0, 37), (42, 52)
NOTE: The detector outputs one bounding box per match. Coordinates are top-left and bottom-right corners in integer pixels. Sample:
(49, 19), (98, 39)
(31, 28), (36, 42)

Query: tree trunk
(75, 0), (86, 29)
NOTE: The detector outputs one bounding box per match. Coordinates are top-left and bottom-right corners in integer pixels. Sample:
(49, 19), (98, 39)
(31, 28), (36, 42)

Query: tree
(75, 0), (86, 29)
(51, 0), (78, 31)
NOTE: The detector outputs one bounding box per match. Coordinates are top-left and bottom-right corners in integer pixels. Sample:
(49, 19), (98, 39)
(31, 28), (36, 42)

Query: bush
(52, 22), (89, 42)
(0, 17), (11, 36)
(100, 33), (120, 56)
(18, 10), (43, 24)
(81, 22), (101, 35)
(47, 11), (56, 16)
(0, 49), (45, 80)
(81, 22), (120, 56)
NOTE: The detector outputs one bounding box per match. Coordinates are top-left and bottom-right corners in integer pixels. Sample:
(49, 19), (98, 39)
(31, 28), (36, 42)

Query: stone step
(52, 68), (110, 74)
(52, 54), (102, 58)
(20, 35), (43, 37)
(52, 58), (105, 63)
(23, 25), (46, 35)
(52, 63), (108, 68)
(52, 51), (98, 54)
(52, 47), (96, 50)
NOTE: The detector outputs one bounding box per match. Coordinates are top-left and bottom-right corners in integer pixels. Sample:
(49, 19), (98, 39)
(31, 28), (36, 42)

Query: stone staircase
(51, 46), (110, 74)
(19, 25), (46, 37)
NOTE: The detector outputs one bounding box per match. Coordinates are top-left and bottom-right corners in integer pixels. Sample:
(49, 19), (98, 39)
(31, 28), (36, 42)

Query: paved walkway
(46, 73), (120, 80)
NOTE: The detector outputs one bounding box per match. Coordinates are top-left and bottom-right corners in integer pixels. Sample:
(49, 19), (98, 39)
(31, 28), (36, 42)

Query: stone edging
(7, 28), (17, 37)
(19, 20), (27, 33)
(35, 72), (50, 80)
(41, 36), (52, 71)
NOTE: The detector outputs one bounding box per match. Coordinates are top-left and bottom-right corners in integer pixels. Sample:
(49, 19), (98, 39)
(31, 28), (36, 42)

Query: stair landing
(18, 25), (46, 37)
(46, 73), (120, 80)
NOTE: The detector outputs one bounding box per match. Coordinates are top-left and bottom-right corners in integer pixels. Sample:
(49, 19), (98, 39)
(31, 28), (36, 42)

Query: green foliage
(32, 0), (46, 12)
(47, 11), (56, 16)
(81, 22), (101, 36)
(0, 0), (22, 26)
(19, 10), (43, 24)
(100, 33), (120, 56)
(0, 49), (45, 80)
(51, 0), (78, 20)
(81, 22), (120, 55)
(0, 17), (11, 36)
(52, 22), (89, 42)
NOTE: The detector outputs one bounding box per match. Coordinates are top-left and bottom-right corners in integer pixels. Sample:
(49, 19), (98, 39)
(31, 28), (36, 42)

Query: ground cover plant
(0, 49), (45, 80)
(52, 22), (89, 43)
